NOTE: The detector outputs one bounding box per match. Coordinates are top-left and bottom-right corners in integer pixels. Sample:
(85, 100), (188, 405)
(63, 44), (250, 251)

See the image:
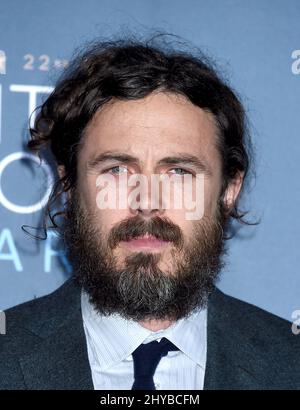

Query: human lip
(121, 234), (169, 250)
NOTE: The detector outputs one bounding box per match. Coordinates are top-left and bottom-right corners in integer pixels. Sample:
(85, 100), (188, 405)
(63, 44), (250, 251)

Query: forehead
(80, 91), (220, 163)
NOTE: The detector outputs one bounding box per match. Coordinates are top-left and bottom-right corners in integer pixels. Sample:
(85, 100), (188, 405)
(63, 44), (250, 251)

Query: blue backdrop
(0, 0), (299, 321)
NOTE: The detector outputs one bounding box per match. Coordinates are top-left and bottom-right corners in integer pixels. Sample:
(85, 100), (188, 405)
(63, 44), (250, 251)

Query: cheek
(77, 174), (99, 212)
(77, 175), (129, 231)
(99, 209), (129, 233)
(167, 177), (220, 219)
(163, 209), (192, 239)
(202, 176), (222, 216)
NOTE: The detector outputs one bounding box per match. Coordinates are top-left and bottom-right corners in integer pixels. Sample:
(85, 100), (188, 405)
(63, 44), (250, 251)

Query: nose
(136, 206), (161, 218)
(128, 173), (166, 218)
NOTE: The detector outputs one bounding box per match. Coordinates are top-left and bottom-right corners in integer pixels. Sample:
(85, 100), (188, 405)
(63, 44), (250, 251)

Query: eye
(169, 167), (193, 176)
(107, 165), (129, 175)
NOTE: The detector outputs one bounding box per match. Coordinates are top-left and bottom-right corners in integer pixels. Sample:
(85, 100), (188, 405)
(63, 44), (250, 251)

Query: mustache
(108, 215), (184, 250)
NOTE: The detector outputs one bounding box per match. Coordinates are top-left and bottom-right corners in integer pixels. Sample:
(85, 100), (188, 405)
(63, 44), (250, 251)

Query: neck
(138, 318), (175, 332)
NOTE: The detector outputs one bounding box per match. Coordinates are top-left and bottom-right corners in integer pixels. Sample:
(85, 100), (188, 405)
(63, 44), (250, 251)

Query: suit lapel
(19, 279), (93, 390)
(17, 281), (285, 390)
(204, 288), (278, 390)
(204, 318), (262, 390)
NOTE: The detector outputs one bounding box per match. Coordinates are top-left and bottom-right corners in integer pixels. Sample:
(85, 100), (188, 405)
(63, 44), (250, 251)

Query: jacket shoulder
(211, 288), (300, 382)
(0, 278), (80, 356)
(212, 287), (297, 342)
(0, 278), (82, 389)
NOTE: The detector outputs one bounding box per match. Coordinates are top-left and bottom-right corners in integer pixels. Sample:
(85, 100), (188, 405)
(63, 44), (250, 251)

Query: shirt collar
(81, 290), (207, 371)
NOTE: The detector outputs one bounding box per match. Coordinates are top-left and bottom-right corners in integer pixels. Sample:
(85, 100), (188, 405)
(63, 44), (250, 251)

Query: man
(0, 37), (299, 390)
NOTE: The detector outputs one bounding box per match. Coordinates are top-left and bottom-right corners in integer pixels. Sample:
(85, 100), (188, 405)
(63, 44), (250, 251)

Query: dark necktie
(131, 337), (180, 390)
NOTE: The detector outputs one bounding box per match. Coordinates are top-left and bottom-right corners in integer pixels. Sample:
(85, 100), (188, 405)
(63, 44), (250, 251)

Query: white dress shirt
(81, 290), (207, 390)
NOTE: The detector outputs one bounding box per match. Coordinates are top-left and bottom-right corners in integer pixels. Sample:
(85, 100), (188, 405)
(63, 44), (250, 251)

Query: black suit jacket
(0, 278), (299, 389)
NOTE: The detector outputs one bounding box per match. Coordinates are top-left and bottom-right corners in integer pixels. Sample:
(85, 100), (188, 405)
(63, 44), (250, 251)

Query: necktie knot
(131, 337), (179, 390)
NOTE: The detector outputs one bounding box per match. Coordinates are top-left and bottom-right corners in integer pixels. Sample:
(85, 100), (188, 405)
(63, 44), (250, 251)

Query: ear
(223, 171), (244, 211)
(57, 165), (66, 179)
(57, 165), (72, 201)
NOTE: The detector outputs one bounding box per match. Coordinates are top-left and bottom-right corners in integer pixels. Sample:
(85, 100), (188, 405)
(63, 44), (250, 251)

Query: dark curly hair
(25, 34), (257, 240)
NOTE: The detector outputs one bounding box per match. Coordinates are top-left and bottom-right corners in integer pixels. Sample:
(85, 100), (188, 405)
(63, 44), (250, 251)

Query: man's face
(63, 92), (241, 321)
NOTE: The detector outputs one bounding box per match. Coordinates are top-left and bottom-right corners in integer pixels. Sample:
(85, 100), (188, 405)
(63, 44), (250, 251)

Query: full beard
(63, 189), (229, 322)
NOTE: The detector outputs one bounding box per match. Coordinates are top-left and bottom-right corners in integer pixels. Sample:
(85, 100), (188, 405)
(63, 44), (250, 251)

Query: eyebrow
(157, 154), (212, 176)
(87, 152), (139, 169)
(87, 151), (212, 176)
